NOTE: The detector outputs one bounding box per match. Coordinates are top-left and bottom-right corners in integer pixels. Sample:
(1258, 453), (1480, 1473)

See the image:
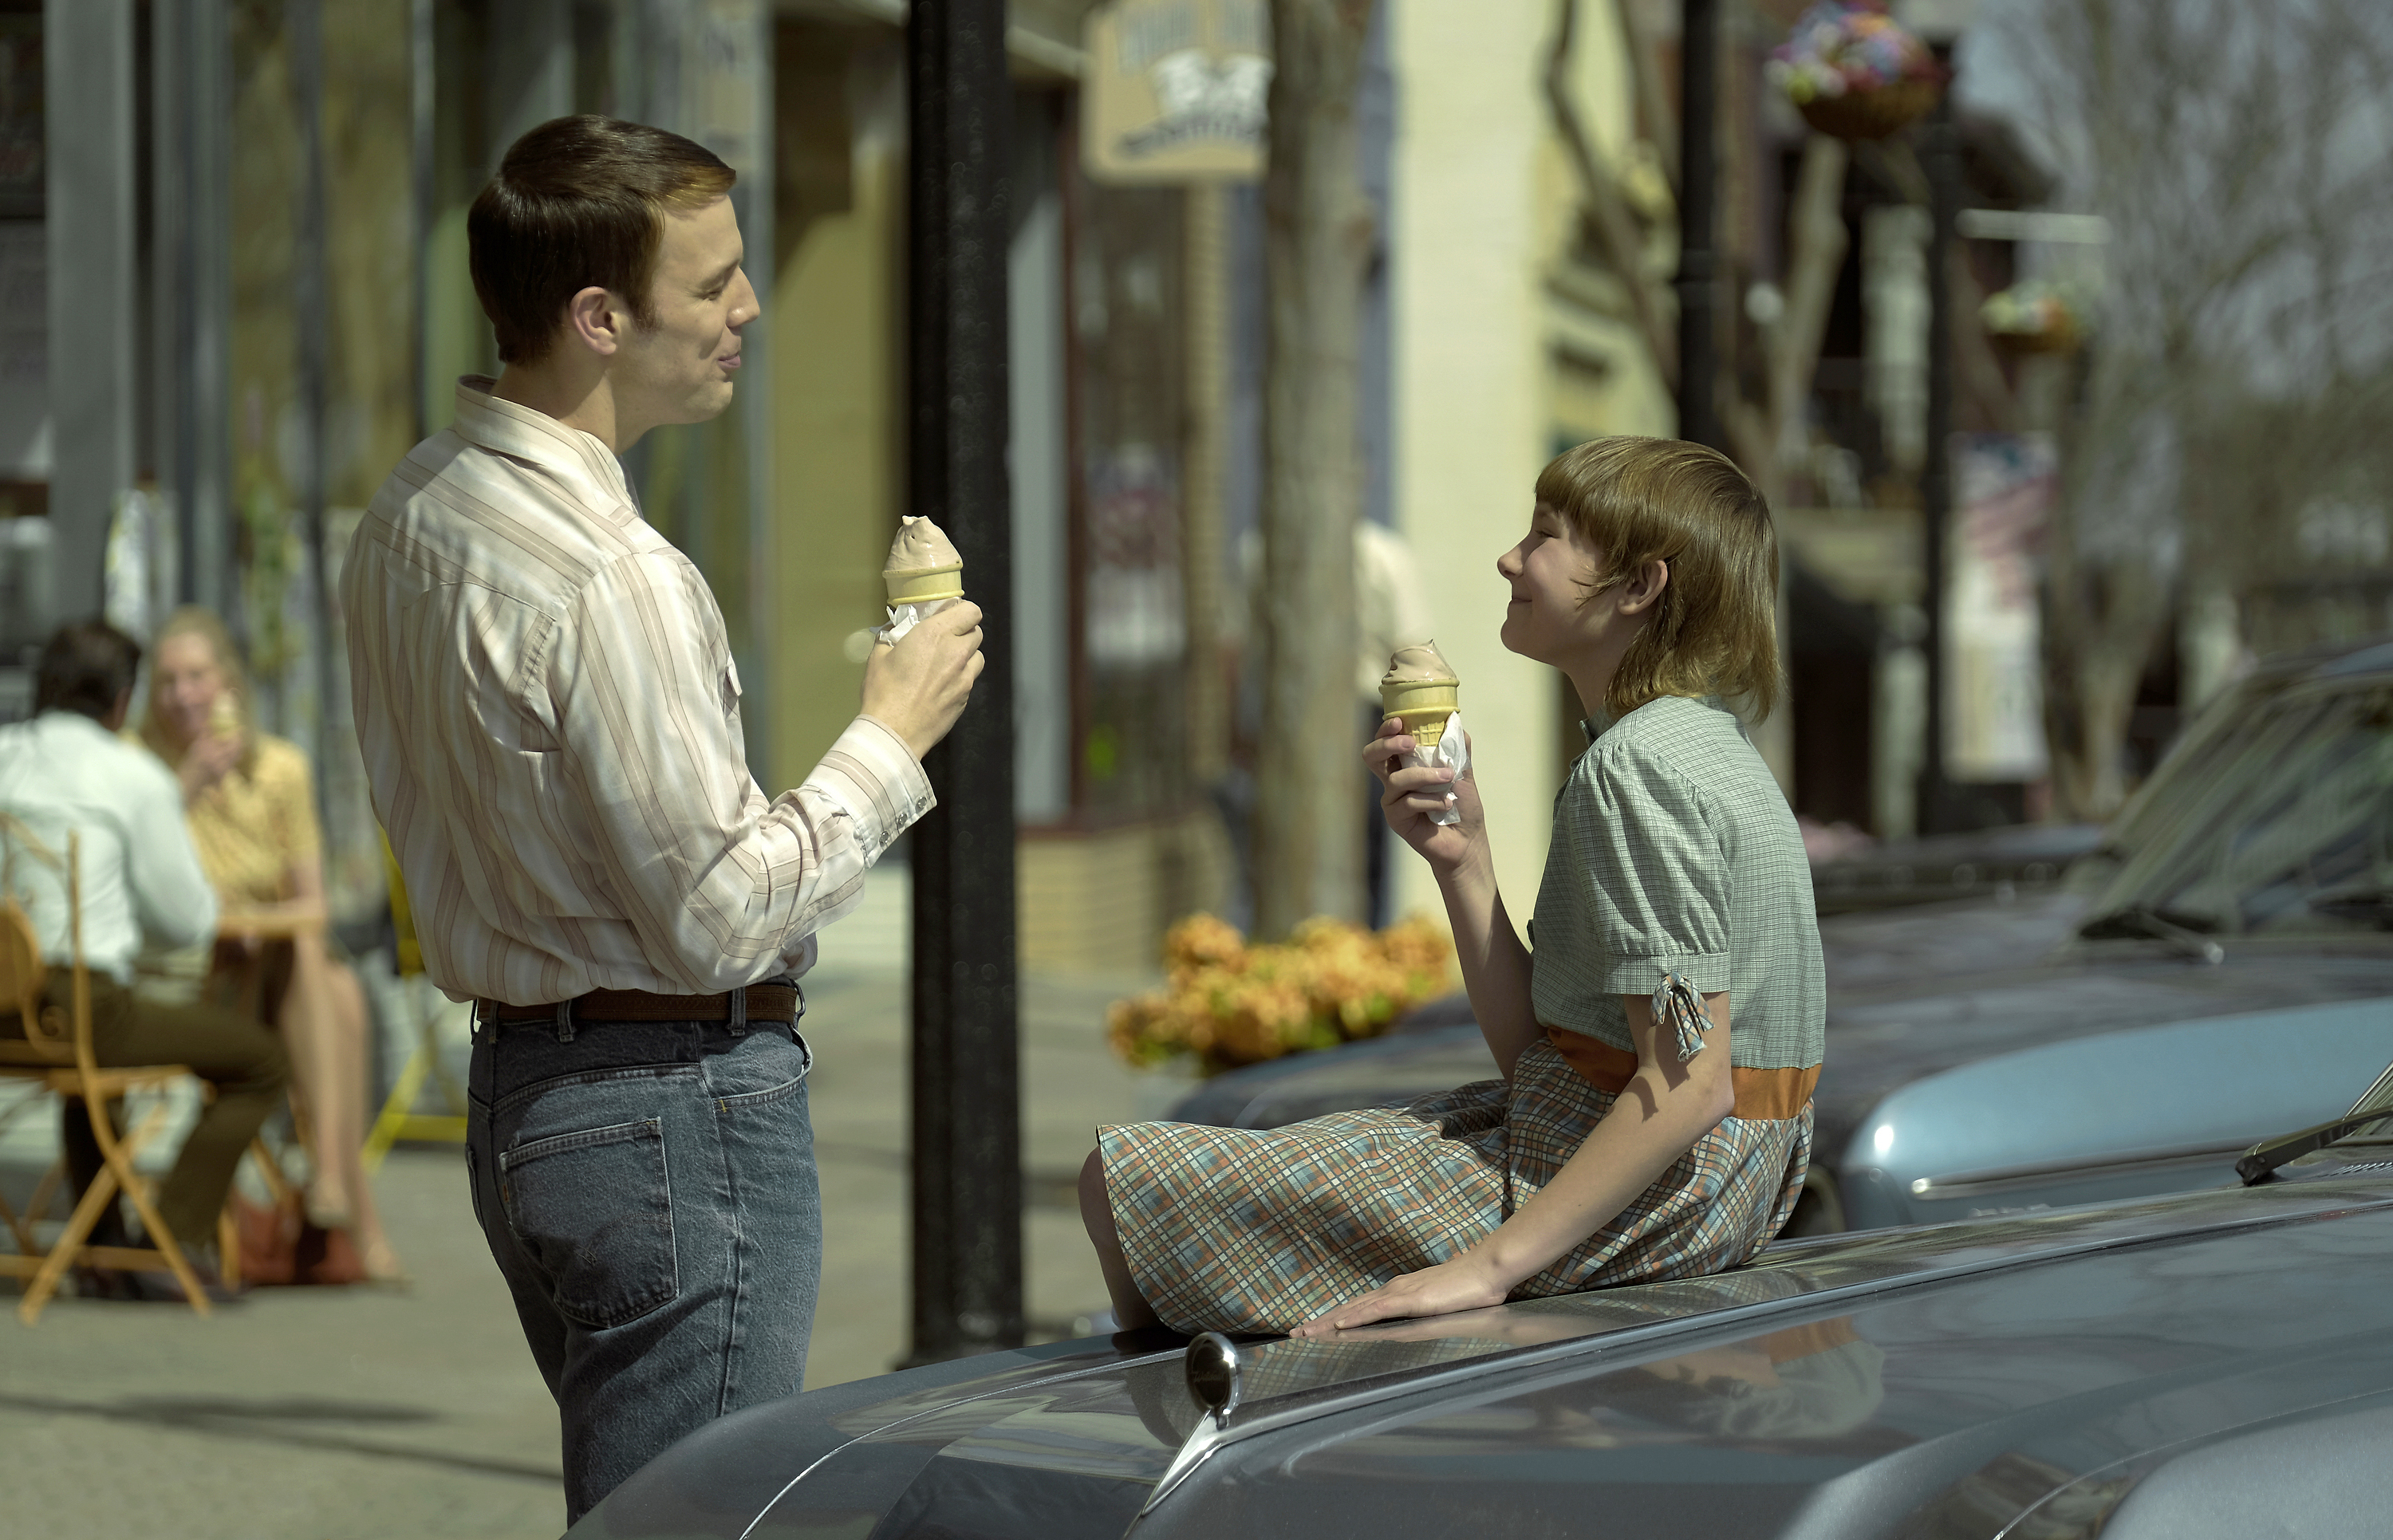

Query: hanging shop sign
(1946, 432), (2053, 784)
(1083, 0), (1271, 185)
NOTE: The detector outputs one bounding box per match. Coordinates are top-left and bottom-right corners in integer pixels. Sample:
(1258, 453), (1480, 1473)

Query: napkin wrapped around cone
(1380, 642), (1469, 827)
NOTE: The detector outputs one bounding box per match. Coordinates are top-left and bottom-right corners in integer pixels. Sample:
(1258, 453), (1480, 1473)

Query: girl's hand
(179, 730), (241, 805)
(1287, 1252), (1511, 1339)
(1363, 719), (1485, 874)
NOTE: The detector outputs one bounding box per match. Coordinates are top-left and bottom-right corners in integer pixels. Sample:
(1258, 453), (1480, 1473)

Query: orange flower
(1106, 912), (1456, 1074)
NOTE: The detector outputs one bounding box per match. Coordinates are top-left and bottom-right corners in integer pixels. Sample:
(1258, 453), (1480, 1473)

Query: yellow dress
(128, 731), (322, 904)
(123, 732), (321, 1004)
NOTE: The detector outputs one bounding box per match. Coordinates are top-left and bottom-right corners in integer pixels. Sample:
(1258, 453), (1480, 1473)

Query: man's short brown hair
(35, 620), (142, 721)
(468, 115), (737, 366)
(1536, 436), (1783, 721)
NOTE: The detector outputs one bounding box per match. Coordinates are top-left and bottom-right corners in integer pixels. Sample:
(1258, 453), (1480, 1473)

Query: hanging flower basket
(1981, 280), (2087, 356)
(1797, 76), (1942, 142)
(1768, 2), (1946, 144)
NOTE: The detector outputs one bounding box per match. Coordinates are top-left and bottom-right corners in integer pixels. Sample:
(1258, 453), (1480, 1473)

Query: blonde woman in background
(138, 607), (400, 1282)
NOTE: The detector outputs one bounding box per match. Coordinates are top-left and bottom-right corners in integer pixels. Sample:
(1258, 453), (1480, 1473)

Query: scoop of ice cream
(1381, 640), (1459, 688)
(885, 515), (962, 574)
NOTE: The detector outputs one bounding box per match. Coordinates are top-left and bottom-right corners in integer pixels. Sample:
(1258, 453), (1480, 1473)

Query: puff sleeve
(1563, 741), (1732, 1001)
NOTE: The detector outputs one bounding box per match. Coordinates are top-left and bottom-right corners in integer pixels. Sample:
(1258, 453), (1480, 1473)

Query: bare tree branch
(1610, 0), (1679, 192)
(1546, 0), (1677, 389)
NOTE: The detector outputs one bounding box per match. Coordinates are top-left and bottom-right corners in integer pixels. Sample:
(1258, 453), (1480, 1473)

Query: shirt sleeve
(263, 739), (324, 868)
(546, 549), (935, 992)
(1565, 742), (1731, 996)
(125, 755), (220, 949)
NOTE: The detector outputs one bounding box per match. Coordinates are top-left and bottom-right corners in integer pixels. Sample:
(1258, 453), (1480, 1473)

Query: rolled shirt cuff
(811, 715), (936, 861)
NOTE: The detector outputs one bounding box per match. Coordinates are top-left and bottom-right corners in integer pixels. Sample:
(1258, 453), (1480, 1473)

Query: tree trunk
(1253, 0), (1376, 938)
(2041, 499), (2170, 821)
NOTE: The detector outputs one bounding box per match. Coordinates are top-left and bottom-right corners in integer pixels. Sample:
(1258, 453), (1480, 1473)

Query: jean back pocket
(498, 1116), (679, 1329)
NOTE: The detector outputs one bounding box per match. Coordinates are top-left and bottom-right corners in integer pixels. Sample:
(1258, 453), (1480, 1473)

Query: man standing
(343, 116), (983, 1521)
(0, 622), (289, 1288)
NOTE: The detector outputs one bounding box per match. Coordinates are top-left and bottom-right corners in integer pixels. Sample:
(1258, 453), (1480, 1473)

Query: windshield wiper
(2078, 904), (2225, 963)
(2237, 1110), (2393, 1184)
(2239, 1064), (2393, 1184)
(2308, 888), (2393, 928)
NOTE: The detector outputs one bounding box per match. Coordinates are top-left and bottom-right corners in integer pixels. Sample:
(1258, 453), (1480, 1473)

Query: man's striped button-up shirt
(341, 377), (931, 1005)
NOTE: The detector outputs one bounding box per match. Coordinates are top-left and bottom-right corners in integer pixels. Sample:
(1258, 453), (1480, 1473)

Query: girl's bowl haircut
(1534, 436), (1782, 721)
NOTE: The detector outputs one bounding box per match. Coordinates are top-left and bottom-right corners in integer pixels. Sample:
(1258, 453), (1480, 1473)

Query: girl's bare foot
(359, 1232), (408, 1286)
(306, 1181), (355, 1231)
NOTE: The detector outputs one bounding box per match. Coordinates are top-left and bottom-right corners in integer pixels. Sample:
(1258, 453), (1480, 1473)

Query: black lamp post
(1915, 12), (1969, 835)
(904, 0), (1024, 1365)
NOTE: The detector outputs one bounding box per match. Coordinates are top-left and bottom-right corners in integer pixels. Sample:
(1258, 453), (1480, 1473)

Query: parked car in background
(1807, 819), (2102, 916)
(573, 1061), (2393, 1539)
(1170, 637), (2393, 1235)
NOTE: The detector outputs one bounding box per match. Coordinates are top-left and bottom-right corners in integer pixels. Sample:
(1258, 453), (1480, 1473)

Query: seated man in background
(0, 620), (288, 1294)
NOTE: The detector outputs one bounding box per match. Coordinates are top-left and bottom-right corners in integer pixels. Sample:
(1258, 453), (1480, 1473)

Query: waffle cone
(1387, 708), (1456, 751)
(884, 563), (964, 606)
(1378, 677), (1458, 716)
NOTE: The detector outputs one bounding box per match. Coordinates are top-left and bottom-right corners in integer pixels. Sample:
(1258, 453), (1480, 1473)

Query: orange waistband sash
(1543, 1026), (1818, 1121)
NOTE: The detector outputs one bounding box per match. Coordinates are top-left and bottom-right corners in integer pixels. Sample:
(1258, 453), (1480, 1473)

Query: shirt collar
(449, 376), (638, 516)
(36, 710), (120, 743)
(1583, 693), (1733, 744)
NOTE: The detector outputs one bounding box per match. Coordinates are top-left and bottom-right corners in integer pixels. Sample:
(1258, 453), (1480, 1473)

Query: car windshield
(2085, 678), (2393, 939)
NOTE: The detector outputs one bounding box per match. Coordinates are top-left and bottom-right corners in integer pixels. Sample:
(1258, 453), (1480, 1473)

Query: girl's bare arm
(1431, 849), (1541, 1079)
(1370, 719), (1541, 1077)
(1466, 990), (1733, 1284)
(1291, 990), (1733, 1337)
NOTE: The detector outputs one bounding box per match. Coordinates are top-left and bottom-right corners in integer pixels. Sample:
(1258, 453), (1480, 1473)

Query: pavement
(0, 867), (1182, 1539)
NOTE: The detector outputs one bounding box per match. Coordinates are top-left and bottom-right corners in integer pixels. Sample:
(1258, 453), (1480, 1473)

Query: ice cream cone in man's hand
(880, 515), (964, 642)
(867, 514), (983, 754)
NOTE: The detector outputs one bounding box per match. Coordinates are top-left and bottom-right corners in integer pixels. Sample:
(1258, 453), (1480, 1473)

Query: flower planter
(1108, 913), (1453, 1077)
(1797, 76), (1942, 141)
(1990, 321), (2084, 357)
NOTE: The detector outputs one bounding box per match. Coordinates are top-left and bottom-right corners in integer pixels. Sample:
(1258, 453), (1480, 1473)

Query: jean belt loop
(727, 983), (748, 1036)
(471, 998), (488, 1042)
(554, 995), (575, 1043)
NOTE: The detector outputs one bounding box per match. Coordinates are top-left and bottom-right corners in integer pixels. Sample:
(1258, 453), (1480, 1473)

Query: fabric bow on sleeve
(1654, 971), (1711, 1062)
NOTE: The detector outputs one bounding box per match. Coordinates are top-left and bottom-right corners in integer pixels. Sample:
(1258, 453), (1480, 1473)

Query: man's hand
(861, 601), (986, 761)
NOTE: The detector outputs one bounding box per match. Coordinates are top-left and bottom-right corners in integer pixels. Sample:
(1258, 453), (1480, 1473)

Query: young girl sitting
(1078, 435), (1824, 1338)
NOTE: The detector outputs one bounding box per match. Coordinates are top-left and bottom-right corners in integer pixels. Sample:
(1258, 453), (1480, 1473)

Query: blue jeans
(466, 1003), (820, 1526)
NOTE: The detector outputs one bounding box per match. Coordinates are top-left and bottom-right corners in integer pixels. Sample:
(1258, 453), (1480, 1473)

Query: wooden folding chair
(0, 827), (215, 1322)
(361, 832), (466, 1172)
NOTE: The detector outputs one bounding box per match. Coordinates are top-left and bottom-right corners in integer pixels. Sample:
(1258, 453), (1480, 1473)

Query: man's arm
(124, 756), (219, 949)
(550, 552), (977, 991)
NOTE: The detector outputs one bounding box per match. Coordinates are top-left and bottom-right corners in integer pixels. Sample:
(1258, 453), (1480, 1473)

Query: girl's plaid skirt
(1098, 1035), (1812, 1334)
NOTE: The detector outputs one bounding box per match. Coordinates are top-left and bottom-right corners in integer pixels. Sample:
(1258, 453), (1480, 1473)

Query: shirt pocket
(498, 1116), (679, 1329)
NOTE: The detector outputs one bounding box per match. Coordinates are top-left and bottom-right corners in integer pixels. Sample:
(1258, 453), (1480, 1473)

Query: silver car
(572, 1061), (2393, 1538)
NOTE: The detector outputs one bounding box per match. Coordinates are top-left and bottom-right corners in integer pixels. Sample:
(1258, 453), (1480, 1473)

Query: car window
(2089, 681), (2393, 937)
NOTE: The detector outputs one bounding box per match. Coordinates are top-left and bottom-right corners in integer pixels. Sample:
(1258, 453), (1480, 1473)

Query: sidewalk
(798, 866), (1174, 1388)
(0, 867), (1177, 1539)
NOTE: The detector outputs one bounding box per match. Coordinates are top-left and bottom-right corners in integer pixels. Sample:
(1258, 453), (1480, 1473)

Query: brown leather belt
(481, 984), (801, 1026)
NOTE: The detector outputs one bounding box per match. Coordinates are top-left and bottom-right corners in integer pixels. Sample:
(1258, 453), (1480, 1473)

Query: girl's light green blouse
(1528, 694), (1826, 1072)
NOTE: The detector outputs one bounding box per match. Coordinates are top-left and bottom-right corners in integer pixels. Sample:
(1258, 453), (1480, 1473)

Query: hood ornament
(1185, 1332), (1244, 1428)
